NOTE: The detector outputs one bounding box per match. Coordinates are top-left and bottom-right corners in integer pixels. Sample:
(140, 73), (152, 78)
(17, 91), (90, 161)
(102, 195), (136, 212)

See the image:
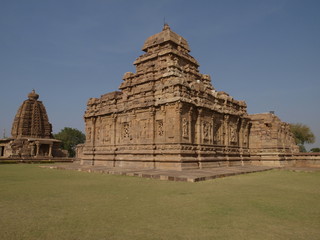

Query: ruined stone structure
(249, 113), (299, 165)
(81, 24), (299, 170)
(0, 90), (67, 159)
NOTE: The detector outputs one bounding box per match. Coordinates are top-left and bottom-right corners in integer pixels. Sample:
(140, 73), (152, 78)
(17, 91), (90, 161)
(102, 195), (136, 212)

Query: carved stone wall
(249, 113), (299, 166)
(249, 113), (298, 153)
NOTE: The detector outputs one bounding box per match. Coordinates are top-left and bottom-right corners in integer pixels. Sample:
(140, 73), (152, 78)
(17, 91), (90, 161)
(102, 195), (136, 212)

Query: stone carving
(203, 121), (210, 139)
(157, 120), (164, 136)
(123, 122), (130, 138)
(182, 118), (189, 138)
(230, 121), (238, 144)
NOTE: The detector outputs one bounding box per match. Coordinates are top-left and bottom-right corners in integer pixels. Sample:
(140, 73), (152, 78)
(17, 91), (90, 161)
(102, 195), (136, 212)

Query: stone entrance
(0, 146), (4, 157)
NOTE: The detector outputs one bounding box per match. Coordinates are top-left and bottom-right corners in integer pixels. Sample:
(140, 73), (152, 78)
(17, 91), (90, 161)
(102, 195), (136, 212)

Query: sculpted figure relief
(182, 118), (189, 137)
(157, 120), (164, 136)
(203, 121), (209, 139)
(230, 124), (238, 143)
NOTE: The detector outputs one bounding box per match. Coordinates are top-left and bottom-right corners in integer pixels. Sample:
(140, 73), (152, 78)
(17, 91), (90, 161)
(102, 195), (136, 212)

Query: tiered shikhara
(0, 90), (67, 158)
(82, 25), (298, 169)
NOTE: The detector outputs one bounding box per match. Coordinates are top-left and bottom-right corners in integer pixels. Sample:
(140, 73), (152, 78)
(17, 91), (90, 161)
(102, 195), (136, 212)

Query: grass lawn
(0, 164), (319, 240)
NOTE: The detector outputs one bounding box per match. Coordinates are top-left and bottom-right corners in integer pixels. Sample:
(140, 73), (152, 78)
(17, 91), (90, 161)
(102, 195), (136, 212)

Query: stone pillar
(212, 116), (219, 145)
(89, 117), (97, 165)
(241, 119), (249, 149)
(95, 117), (101, 145)
(112, 114), (117, 146)
(36, 142), (40, 157)
(188, 107), (193, 143)
(235, 118), (240, 146)
(150, 107), (156, 145)
(48, 143), (53, 157)
(112, 114), (117, 167)
(175, 102), (183, 142)
(196, 109), (203, 145)
(239, 119), (245, 148)
(150, 107), (156, 168)
(30, 143), (35, 156)
(92, 117), (97, 146)
(210, 115), (215, 145)
(223, 115), (229, 146)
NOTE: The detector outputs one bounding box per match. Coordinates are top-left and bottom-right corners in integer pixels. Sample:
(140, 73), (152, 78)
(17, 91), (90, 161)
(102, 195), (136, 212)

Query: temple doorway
(0, 146), (4, 156)
(39, 144), (50, 156)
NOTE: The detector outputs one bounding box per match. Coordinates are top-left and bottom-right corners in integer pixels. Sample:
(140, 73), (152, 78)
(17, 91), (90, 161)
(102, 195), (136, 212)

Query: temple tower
(0, 90), (67, 158)
(11, 90), (52, 139)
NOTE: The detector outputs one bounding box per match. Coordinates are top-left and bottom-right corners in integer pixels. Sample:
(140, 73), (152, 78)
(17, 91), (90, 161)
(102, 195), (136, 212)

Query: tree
(289, 123), (315, 152)
(54, 127), (86, 157)
(310, 148), (320, 153)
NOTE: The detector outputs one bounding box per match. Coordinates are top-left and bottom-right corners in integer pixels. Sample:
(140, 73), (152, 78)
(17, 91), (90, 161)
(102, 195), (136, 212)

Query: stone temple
(80, 24), (298, 170)
(0, 90), (67, 159)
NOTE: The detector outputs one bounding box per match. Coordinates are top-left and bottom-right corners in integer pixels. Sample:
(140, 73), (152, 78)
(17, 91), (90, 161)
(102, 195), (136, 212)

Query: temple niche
(0, 90), (67, 159)
(80, 24), (298, 170)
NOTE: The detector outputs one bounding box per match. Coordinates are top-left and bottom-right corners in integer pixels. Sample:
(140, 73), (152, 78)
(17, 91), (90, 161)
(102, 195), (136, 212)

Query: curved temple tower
(11, 90), (53, 139)
(0, 90), (67, 158)
(82, 24), (256, 170)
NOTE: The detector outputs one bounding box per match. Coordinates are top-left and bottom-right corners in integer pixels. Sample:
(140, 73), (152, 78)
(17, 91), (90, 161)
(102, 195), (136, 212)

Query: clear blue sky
(1, 0), (319, 149)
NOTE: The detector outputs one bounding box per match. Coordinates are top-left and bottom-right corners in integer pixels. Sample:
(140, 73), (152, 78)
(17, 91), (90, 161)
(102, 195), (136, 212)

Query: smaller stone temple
(0, 90), (67, 159)
(249, 112), (299, 165)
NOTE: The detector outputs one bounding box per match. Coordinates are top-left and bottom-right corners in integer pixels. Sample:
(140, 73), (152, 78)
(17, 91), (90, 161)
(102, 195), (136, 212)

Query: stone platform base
(41, 163), (279, 182)
(0, 157), (73, 164)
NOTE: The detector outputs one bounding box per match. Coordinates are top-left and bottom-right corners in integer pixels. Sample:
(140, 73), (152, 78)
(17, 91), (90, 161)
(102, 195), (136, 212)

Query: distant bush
(54, 127), (85, 157)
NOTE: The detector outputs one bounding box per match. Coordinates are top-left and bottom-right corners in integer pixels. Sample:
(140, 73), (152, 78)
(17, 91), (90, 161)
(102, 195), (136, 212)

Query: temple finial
(163, 22), (170, 31)
(28, 89), (39, 100)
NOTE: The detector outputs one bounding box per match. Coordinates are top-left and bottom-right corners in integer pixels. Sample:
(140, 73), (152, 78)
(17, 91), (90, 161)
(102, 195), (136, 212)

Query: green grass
(0, 165), (319, 240)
